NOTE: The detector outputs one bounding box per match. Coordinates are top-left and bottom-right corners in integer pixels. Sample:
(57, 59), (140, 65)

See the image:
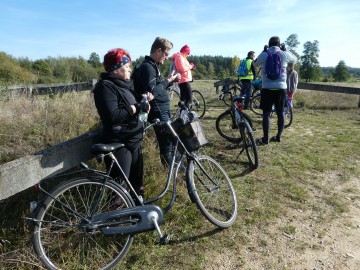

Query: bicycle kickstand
(147, 211), (170, 245)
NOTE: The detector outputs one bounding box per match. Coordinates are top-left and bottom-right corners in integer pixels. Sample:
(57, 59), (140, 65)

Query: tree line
(1, 34), (359, 86)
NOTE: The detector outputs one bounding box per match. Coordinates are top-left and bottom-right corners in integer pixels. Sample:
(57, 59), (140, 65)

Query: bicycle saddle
(91, 142), (125, 155)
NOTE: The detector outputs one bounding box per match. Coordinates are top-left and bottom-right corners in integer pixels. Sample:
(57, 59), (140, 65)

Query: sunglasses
(161, 49), (169, 57)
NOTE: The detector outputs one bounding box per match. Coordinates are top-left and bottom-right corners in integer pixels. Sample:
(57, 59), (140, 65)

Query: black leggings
(179, 82), (192, 107)
(260, 89), (286, 140)
(105, 145), (144, 195)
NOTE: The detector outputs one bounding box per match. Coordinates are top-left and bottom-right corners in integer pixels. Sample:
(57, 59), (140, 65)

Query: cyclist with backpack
(238, 51), (256, 109)
(253, 36), (297, 145)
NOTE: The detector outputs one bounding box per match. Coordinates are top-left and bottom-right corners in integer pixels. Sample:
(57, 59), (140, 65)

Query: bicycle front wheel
(250, 93), (262, 116)
(187, 155), (237, 228)
(240, 119), (259, 169)
(33, 177), (134, 270)
(284, 105), (293, 128)
(191, 89), (206, 118)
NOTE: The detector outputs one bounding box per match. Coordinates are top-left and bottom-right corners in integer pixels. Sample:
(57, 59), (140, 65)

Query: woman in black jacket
(93, 48), (153, 200)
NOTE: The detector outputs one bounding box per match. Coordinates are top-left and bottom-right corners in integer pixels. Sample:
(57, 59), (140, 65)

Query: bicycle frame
(30, 120), (217, 240)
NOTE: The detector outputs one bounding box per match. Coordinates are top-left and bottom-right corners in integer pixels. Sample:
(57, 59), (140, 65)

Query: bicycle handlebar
(144, 118), (161, 132)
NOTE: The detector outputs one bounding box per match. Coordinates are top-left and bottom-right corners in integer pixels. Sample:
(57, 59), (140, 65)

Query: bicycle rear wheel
(250, 93), (262, 116)
(284, 105), (293, 128)
(33, 177), (134, 270)
(240, 119), (259, 169)
(191, 89), (206, 118)
(187, 155), (237, 228)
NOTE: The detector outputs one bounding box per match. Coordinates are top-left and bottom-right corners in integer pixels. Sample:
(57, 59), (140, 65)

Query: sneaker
(256, 137), (268, 146)
(270, 136), (281, 143)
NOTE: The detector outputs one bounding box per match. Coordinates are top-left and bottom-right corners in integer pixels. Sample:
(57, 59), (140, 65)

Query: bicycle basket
(171, 111), (207, 152)
(178, 119), (207, 152)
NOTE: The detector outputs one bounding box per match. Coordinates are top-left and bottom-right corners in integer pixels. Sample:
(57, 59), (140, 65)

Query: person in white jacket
(253, 36), (297, 145)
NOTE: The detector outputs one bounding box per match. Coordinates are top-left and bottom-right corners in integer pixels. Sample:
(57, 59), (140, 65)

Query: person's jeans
(149, 109), (176, 165)
(240, 81), (252, 108)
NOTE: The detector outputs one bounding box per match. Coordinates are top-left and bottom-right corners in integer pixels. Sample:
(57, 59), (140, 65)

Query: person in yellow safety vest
(239, 51), (256, 109)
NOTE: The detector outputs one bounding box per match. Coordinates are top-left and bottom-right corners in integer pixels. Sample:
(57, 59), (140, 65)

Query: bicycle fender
(186, 160), (197, 203)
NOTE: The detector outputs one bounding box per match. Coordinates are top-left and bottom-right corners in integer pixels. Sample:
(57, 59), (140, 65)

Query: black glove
(280, 43), (286, 51)
(263, 45), (269, 52)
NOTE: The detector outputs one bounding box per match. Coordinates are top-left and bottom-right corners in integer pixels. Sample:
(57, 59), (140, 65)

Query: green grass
(1, 80), (360, 269)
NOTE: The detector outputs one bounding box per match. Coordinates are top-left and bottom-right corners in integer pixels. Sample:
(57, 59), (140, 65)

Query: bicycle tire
(284, 105), (293, 128)
(187, 155), (237, 228)
(216, 110), (253, 142)
(33, 177), (135, 270)
(240, 119), (259, 169)
(251, 88), (260, 98)
(250, 93), (262, 116)
(191, 89), (206, 118)
(221, 91), (232, 106)
(215, 111), (239, 142)
(168, 88), (181, 119)
(222, 85), (240, 106)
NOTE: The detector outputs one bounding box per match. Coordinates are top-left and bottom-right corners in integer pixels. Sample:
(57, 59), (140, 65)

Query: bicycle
(218, 78), (261, 107)
(216, 93), (259, 169)
(167, 82), (206, 119)
(250, 90), (293, 128)
(28, 115), (237, 270)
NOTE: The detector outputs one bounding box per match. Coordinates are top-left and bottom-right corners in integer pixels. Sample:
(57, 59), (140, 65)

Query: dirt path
(204, 172), (360, 269)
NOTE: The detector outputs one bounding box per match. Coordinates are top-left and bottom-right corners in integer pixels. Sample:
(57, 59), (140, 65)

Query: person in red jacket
(171, 44), (195, 107)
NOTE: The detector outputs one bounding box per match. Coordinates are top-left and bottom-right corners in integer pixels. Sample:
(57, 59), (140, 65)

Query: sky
(1, 0), (360, 68)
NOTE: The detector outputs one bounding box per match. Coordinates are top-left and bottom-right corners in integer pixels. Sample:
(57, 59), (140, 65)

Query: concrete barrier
(0, 129), (101, 200)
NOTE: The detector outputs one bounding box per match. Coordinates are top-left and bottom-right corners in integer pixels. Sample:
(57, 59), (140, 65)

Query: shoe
(256, 137), (268, 146)
(110, 196), (124, 210)
(270, 136), (281, 143)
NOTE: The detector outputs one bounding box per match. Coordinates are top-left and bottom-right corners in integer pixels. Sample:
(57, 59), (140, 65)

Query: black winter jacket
(93, 73), (143, 151)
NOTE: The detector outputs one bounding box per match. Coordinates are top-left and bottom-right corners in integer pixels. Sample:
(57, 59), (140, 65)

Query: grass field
(0, 80), (359, 269)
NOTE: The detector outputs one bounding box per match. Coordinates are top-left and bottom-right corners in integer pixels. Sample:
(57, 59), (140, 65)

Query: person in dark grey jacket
(133, 37), (180, 165)
(93, 48), (153, 200)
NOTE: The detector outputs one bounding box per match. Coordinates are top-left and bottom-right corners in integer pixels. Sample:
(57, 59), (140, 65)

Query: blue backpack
(237, 59), (249, 76)
(265, 50), (282, 80)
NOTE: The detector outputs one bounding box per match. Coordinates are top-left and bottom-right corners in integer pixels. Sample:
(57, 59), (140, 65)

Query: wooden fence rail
(1, 81), (360, 200)
(0, 80), (97, 98)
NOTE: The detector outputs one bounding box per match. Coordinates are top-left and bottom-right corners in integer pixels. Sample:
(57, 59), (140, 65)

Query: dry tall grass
(0, 91), (99, 163)
(0, 81), (359, 269)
